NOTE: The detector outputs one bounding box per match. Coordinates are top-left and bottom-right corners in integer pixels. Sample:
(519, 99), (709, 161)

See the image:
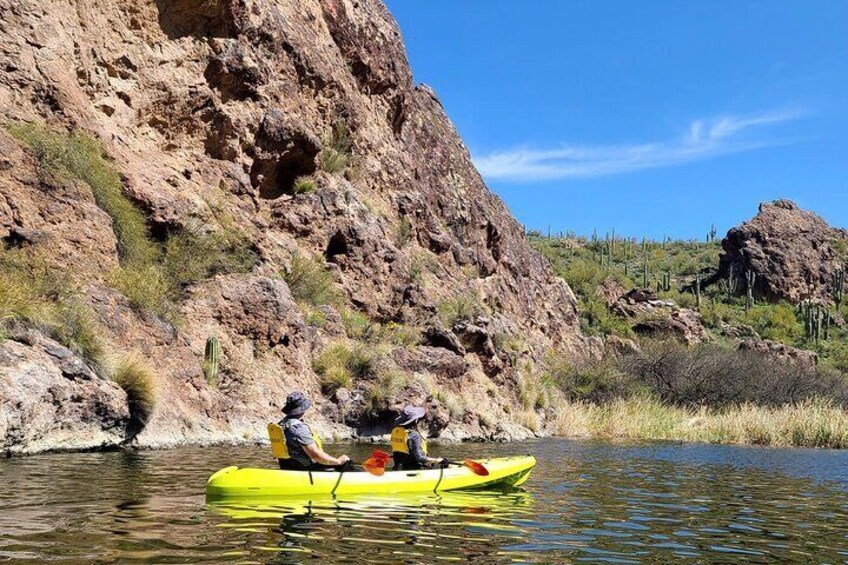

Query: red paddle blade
(464, 459), (489, 476)
(363, 457), (386, 476)
(372, 449), (392, 461)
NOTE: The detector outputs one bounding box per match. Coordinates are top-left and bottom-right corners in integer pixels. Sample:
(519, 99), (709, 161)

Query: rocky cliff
(719, 199), (848, 303)
(0, 0), (591, 454)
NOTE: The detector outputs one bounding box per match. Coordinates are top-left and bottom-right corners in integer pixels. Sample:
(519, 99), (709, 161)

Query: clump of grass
(341, 309), (377, 341)
(8, 123), (159, 267)
(318, 122), (352, 174)
(0, 250), (106, 366)
(364, 371), (407, 415)
(282, 252), (341, 307)
(493, 333), (526, 363)
(313, 342), (376, 393)
(437, 294), (487, 327)
(292, 175), (317, 195)
(381, 322), (421, 347)
(304, 307), (328, 328)
(52, 301), (105, 366)
(517, 409), (541, 433)
(340, 310), (420, 346)
(409, 250), (439, 284)
(436, 389), (466, 420)
(0, 267), (53, 330)
(162, 226), (257, 293)
(110, 264), (175, 321)
(9, 123), (256, 324)
(395, 217), (413, 248)
(112, 353), (157, 430)
(517, 371), (552, 411)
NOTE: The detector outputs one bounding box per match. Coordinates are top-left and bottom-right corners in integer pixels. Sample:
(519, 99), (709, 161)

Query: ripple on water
(2, 440), (848, 563)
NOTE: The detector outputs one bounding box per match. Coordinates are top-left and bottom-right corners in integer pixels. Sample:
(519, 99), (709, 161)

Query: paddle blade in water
(464, 459), (489, 476)
(363, 457), (386, 476)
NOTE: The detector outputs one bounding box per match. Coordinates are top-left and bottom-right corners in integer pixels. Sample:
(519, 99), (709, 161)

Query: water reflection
(2, 440), (848, 563)
(209, 491), (533, 563)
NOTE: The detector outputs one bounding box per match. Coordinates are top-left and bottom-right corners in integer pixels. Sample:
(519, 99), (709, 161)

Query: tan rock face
(0, 0), (588, 452)
(0, 335), (129, 454)
(719, 200), (848, 303)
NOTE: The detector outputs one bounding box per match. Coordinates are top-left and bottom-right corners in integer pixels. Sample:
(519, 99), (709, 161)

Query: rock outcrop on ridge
(0, 0), (591, 453)
(718, 199), (848, 304)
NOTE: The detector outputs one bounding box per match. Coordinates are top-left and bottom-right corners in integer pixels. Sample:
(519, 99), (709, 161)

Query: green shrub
(746, 303), (804, 343)
(542, 352), (632, 403)
(579, 295), (633, 338)
(293, 176), (317, 194)
(282, 252), (341, 307)
(700, 300), (739, 329)
(319, 122), (352, 174)
(113, 353), (157, 429)
(559, 258), (607, 297)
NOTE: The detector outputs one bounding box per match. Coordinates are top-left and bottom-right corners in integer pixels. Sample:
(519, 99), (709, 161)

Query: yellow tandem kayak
(206, 455), (536, 500)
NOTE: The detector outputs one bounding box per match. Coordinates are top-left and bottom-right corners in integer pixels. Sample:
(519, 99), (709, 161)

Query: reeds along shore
(554, 396), (848, 449)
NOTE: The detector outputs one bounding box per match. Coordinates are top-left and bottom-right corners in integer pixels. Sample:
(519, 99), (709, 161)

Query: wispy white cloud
(473, 110), (804, 182)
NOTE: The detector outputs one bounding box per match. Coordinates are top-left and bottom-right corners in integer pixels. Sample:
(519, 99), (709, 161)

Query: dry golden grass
(112, 353), (157, 428)
(553, 396), (848, 448)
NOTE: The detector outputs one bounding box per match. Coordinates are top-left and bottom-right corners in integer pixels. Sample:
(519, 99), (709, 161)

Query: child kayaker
(390, 405), (447, 470)
(276, 391), (350, 471)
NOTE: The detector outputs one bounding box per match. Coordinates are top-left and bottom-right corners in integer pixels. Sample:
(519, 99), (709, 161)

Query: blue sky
(384, 1), (848, 239)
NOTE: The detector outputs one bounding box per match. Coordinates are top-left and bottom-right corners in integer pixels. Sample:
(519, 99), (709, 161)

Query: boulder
(632, 309), (706, 346)
(718, 200), (848, 303)
(738, 339), (818, 368)
(0, 337), (129, 455)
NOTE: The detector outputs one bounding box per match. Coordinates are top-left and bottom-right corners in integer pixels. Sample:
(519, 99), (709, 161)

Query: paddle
(371, 450), (489, 477)
(361, 454), (388, 476)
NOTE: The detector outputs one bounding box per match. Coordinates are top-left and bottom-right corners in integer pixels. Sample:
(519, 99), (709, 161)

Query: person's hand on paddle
(337, 454), (350, 465)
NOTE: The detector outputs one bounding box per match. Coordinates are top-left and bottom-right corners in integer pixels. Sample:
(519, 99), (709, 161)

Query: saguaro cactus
(803, 303), (832, 345)
(203, 336), (221, 384)
(745, 270), (756, 312)
(661, 272), (671, 292)
(832, 269), (845, 313)
(693, 274), (702, 310)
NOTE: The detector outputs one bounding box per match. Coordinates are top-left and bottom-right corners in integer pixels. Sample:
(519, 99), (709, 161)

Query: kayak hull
(206, 455), (536, 500)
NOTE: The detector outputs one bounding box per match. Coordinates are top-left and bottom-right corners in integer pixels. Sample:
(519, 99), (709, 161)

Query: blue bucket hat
(396, 405), (426, 426)
(283, 391), (312, 416)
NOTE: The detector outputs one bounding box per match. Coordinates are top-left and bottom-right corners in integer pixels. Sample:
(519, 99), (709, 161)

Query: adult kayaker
(390, 405), (447, 470)
(276, 391), (350, 471)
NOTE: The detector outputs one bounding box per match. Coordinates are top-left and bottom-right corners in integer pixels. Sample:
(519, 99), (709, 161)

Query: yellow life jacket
(267, 422), (323, 460)
(390, 426), (427, 455)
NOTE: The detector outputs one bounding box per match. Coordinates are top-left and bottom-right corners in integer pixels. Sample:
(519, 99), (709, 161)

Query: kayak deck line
(206, 455), (536, 500)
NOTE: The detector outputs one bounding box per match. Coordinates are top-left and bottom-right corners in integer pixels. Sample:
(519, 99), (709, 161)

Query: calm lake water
(2, 439), (848, 564)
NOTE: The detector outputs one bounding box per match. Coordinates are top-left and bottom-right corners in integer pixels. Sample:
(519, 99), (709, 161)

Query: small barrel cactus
(203, 336), (221, 384)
